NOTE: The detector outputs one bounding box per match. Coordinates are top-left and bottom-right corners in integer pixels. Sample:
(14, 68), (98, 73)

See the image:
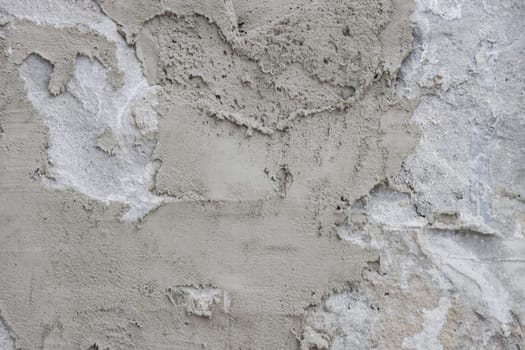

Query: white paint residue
(402, 297), (451, 350)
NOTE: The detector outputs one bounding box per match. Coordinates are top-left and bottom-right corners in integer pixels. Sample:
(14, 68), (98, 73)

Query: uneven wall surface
(0, 0), (523, 349)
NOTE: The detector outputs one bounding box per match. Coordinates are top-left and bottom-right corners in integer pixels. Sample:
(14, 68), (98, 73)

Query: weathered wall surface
(0, 0), (523, 349)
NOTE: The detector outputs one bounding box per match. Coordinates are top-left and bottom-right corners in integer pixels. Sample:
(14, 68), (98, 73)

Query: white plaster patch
(20, 55), (163, 221)
(0, 316), (15, 350)
(301, 290), (379, 350)
(168, 286), (230, 318)
(419, 232), (515, 325)
(299, 327), (330, 350)
(402, 297), (451, 350)
(417, 0), (462, 20)
(13, 1), (166, 221)
(393, 0), (525, 333)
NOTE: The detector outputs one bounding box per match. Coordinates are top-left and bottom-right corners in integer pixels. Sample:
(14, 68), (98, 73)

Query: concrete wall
(0, 0), (524, 349)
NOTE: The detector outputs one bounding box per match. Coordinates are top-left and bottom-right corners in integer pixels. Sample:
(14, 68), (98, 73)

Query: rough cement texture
(0, 0), (523, 349)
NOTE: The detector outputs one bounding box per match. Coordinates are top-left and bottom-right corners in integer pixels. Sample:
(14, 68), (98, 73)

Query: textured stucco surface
(0, 0), (524, 349)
